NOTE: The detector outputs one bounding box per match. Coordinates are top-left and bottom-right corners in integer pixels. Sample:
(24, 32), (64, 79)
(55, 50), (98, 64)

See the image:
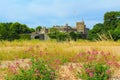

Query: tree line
(0, 11), (120, 41)
(88, 11), (120, 41)
(0, 22), (83, 41)
(48, 27), (83, 41)
(0, 22), (35, 41)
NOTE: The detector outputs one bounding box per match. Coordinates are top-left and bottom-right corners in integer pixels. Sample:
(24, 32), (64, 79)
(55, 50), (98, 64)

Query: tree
(36, 26), (42, 32)
(29, 28), (35, 32)
(69, 32), (79, 41)
(0, 23), (19, 41)
(57, 32), (69, 41)
(48, 27), (70, 41)
(48, 27), (59, 39)
(10, 22), (31, 34)
(112, 26), (120, 41)
(104, 11), (120, 30)
(88, 23), (105, 40)
(0, 22), (33, 41)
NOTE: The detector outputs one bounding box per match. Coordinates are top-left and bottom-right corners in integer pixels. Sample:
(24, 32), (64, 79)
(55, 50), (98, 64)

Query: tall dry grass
(0, 40), (120, 61)
(0, 40), (120, 80)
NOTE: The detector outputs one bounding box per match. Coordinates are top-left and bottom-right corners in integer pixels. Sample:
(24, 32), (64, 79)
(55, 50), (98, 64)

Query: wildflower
(100, 51), (104, 55)
(28, 61), (32, 65)
(46, 52), (48, 55)
(77, 53), (82, 57)
(39, 51), (43, 56)
(86, 68), (90, 73)
(87, 51), (91, 54)
(55, 59), (61, 64)
(15, 61), (19, 66)
(92, 50), (98, 55)
(107, 52), (111, 56)
(89, 72), (93, 77)
(106, 70), (111, 74)
(35, 69), (39, 73)
(107, 61), (113, 66)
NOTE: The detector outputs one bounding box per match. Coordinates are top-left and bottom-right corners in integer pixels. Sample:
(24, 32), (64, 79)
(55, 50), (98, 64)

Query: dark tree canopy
(88, 11), (120, 41)
(48, 27), (82, 41)
(104, 11), (120, 30)
(0, 22), (34, 41)
(36, 26), (42, 32)
(88, 23), (105, 40)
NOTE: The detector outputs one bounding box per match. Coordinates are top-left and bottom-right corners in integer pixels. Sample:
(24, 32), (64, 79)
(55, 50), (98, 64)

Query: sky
(0, 0), (120, 29)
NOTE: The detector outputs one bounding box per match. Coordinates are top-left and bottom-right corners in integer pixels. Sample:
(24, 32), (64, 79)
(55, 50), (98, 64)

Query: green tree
(104, 11), (120, 30)
(48, 27), (59, 39)
(0, 23), (19, 41)
(88, 23), (105, 40)
(29, 28), (35, 32)
(57, 32), (69, 41)
(10, 22), (31, 34)
(69, 31), (79, 41)
(0, 22), (33, 41)
(112, 26), (120, 41)
(36, 26), (42, 32)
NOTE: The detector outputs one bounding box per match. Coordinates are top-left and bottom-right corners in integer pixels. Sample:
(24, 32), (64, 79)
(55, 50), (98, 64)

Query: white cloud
(0, 0), (120, 28)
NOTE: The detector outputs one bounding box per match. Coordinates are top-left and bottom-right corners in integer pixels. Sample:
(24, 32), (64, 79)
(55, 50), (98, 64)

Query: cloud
(0, 0), (120, 28)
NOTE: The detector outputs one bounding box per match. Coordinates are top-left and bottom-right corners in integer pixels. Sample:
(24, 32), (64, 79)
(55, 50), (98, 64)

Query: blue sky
(0, 0), (120, 29)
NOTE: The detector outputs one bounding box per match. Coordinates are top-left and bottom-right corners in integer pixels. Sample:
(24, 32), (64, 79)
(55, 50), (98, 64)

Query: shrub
(6, 58), (56, 80)
(77, 50), (119, 80)
(19, 34), (31, 40)
(79, 62), (111, 80)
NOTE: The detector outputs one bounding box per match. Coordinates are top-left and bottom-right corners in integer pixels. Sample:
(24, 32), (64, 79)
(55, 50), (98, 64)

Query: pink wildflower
(35, 69), (39, 73)
(92, 50), (98, 55)
(89, 72), (93, 77)
(86, 68), (90, 73)
(87, 51), (91, 54)
(106, 70), (111, 74)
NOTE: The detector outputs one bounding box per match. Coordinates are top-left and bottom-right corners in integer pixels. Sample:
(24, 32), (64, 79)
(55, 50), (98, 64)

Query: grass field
(0, 40), (120, 80)
(0, 40), (120, 60)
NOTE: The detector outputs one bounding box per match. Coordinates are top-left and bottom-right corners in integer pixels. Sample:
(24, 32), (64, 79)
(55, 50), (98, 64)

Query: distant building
(53, 23), (77, 33)
(31, 21), (89, 40)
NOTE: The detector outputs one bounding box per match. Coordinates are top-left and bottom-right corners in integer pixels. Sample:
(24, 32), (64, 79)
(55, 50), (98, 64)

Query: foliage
(112, 26), (120, 41)
(19, 34), (31, 40)
(29, 28), (35, 32)
(88, 23), (105, 40)
(0, 22), (33, 41)
(48, 27), (69, 41)
(88, 11), (120, 41)
(6, 58), (56, 80)
(10, 22), (31, 34)
(69, 32), (79, 41)
(0, 23), (19, 41)
(56, 32), (69, 41)
(104, 11), (120, 30)
(48, 27), (59, 39)
(79, 63), (111, 80)
(48, 27), (82, 41)
(36, 26), (42, 32)
(77, 50), (119, 80)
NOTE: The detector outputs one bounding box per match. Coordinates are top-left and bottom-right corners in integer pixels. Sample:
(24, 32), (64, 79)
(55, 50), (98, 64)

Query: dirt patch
(0, 59), (30, 80)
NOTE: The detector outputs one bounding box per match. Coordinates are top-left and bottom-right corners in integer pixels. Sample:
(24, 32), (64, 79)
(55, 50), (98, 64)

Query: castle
(31, 21), (89, 40)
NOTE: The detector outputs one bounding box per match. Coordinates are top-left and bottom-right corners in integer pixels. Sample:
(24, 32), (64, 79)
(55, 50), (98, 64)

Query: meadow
(0, 40), (120, 80)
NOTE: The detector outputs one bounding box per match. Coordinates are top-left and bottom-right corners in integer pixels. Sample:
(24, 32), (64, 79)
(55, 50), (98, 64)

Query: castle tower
(40, 27), (48, 34)
(76, 21), (86, 34)
(65, 23), (69, 32)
